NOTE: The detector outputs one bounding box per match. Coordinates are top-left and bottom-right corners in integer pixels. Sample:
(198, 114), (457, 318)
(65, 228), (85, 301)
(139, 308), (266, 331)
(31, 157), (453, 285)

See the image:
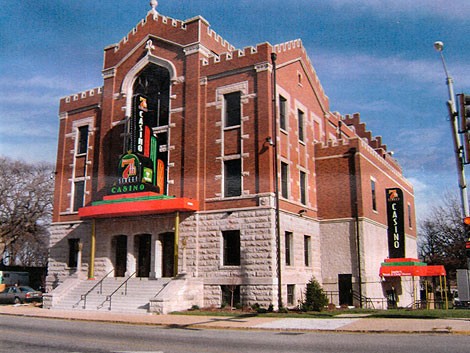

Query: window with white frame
(287, 284), (295, 306)
(285, 231), (293, 266)
(73, 180), (85, 212)
(298, 109), (305, 142)
(224, 91), (241, 128)
(279, 95), (287, 131)
(371, 178), (377, 212)
(222, 230), (241, 266)
(300, 170), (307, 205)
(281, 162), (289, 199)
(70, 120), (92, 213)
(77, 125), (89, 155)
(408, 203), (413, 228)
(224, 159), (242, 197)
(304, 235), (311, 267)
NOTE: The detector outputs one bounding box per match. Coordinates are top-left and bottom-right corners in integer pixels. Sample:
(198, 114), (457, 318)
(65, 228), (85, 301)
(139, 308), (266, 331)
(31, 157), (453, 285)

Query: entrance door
(113, 235), (127, 277)
(136, 234), (151, 277)
(161, 232), (175, 277)
(338, 274), (353, 306)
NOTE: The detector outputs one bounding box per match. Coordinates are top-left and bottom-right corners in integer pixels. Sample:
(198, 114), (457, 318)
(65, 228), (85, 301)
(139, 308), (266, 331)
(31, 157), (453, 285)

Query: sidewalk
(0, 305), (469, 334)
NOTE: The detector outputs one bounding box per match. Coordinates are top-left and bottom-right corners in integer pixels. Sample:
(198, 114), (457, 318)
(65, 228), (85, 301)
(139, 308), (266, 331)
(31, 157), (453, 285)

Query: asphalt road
(0, 315), (469, 353)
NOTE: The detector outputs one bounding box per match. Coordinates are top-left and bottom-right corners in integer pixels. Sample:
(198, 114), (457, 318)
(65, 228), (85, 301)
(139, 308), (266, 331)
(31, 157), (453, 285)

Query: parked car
(0, 286), (42, 304)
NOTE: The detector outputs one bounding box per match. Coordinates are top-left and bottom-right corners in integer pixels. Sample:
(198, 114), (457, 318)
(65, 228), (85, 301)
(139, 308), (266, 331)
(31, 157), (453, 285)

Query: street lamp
(434, 41), (470, 217)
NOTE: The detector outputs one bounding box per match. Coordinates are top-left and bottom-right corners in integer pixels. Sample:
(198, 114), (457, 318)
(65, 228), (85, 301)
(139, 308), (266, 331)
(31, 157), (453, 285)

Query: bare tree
(418, 194), (468, 281)
(0, 156), (54, 266)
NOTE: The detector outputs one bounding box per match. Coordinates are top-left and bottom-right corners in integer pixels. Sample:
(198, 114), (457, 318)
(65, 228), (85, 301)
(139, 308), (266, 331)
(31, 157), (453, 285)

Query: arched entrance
(112, 235), (127, 277)
(160, 232), (175, 278)
(135, 234), (152, 277)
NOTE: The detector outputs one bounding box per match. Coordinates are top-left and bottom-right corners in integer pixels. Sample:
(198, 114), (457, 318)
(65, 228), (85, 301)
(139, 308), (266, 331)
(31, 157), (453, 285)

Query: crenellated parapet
(200, 43), (267, 67)
(60, 87), (103, 106)
(204, 23), (236, 53)
(110, 12), (188, 54)
(273, 39), (328, 110)
(106, 11), (236, 66)
(340, 113), (403, 171)
(343, 113), (387, 150)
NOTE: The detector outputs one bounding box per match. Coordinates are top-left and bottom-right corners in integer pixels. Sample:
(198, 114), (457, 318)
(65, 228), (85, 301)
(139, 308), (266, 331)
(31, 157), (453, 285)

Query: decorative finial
(145, 39), (155, 55)
(150, 0), (158, 13)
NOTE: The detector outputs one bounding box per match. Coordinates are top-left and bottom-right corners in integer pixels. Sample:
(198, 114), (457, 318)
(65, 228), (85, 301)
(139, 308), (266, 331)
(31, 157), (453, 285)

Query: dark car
(0, 286), (42, 304)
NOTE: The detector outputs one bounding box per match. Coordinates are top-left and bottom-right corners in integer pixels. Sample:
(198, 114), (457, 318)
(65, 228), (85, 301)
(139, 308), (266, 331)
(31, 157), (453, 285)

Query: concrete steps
(52, 277), (171, 314)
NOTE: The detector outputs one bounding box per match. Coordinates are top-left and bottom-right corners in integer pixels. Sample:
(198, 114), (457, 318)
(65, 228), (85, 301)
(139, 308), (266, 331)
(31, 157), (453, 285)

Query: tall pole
(271, 52), (283, 310)
(434, 41), (470, 218)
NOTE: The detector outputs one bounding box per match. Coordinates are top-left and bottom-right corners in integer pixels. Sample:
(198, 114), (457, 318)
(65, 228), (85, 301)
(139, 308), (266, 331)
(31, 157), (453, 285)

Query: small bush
(301, 277), (329, 312)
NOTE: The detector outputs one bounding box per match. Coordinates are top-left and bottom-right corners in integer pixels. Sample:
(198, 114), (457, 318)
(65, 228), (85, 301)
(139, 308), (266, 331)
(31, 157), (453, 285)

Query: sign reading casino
(386, 188), (405, 259)
(109, 94), (164, 195)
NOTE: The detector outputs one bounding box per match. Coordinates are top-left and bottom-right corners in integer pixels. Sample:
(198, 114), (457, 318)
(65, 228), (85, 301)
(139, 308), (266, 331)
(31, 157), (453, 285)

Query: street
(0, 315), (469, 353)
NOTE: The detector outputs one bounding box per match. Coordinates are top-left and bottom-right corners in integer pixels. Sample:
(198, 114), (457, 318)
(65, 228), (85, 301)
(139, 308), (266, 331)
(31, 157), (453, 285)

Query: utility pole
(434, 41), (470, 218)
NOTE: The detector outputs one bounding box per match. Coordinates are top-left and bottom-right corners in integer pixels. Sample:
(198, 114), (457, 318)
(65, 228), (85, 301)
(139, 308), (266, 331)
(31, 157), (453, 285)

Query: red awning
(379, 258), (446, 277)
(78, 195), (198, 219)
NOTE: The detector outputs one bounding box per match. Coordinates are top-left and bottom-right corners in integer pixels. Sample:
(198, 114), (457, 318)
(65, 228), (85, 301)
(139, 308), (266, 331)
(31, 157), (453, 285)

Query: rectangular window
(304, 235), (311, 267)
(285, 231), (293, 266)
(408, 203), (412, 228)
(279, 95), (287, 131)
(221, 285), (241, 308)
(287, 284), (295, 306)
(281, 162), (288, 199)
(73, 180), (85, 212)
(371, 179), (377, 211)
(223, 230), (241, 266)
(300, 171), (307, 205)
(224, 91), (241, 127)
(68, 238), (80, 268)
(77, 125), (89, 155)
(298, 109), (305, 142)
(224, 159), (242, 197)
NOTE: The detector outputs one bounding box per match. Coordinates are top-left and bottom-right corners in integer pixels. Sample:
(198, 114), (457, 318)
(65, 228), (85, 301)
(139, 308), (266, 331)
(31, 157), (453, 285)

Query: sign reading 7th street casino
(386, 188), (405, 259)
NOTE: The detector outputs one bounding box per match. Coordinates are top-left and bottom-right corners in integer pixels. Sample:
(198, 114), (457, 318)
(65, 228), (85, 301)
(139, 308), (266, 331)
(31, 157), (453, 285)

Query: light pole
(434, 41), (470, 218)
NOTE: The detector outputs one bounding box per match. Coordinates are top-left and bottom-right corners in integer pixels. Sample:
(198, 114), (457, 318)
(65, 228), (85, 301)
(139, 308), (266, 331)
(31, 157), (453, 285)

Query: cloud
(326, 0), (470, 20)
(0, 75), (95, 94)
(314, 52), (451, 85)
(407, 177), (428, 193)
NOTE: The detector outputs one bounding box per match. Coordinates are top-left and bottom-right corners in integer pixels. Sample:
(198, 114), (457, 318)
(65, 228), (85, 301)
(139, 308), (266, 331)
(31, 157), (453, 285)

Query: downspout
(351, 148), (363, 307)
(271, 52), (283, 309)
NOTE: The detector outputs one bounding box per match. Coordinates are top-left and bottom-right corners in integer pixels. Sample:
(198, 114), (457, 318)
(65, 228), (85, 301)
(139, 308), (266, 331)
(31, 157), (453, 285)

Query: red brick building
(45, 4), (417, 313)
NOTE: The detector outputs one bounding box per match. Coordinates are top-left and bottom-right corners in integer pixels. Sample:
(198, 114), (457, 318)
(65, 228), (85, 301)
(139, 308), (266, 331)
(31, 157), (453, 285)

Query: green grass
(172, 308), (470, 319)
(369, 309), (470, 319)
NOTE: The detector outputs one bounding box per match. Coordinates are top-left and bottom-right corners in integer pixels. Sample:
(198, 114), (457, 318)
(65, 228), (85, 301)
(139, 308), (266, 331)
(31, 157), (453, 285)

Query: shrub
(301, 277), (329, 312)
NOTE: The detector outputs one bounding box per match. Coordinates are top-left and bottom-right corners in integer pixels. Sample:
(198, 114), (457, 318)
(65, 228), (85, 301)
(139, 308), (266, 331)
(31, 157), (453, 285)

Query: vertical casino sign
(386, 188), (405, 258)
(109, 94), (165, 195)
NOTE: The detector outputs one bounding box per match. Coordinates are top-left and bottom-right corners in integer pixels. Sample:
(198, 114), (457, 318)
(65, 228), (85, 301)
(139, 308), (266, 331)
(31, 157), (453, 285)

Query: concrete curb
(0, 306), (469, 335)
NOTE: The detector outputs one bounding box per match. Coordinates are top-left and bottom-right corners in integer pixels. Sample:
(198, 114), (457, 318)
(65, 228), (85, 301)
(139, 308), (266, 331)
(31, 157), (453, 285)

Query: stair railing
(98, 271), (136, 311)
(73, 269), (113, 309)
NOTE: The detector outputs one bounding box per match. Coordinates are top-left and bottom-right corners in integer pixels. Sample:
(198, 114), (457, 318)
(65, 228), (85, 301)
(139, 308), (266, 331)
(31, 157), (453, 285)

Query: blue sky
(1, 0), (469, 222)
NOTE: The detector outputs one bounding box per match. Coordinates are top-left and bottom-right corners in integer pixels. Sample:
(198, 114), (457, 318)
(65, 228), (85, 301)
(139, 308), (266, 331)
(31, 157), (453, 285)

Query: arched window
(133, 65), (170, 127)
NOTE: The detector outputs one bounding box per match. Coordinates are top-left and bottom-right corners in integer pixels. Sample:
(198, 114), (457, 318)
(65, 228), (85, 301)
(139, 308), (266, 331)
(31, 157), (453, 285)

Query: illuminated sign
(108, 93), (166, 196)
(386, 188), (405, 258)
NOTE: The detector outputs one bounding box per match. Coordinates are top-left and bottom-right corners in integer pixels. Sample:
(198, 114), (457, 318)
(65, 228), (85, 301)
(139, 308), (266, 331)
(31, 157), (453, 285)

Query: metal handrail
(324, 290), (381, 309)
(98, 271), (136, 311)
(73, 269), (114, 309)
